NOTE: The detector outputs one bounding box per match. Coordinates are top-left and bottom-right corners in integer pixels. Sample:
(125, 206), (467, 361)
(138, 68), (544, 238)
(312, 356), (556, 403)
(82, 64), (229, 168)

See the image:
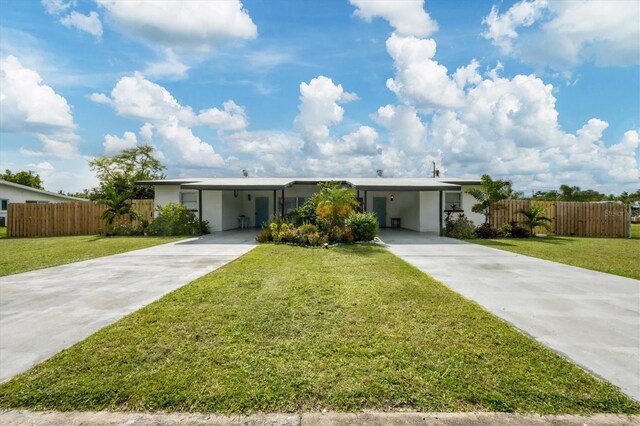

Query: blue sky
(0, 0), (638, 194)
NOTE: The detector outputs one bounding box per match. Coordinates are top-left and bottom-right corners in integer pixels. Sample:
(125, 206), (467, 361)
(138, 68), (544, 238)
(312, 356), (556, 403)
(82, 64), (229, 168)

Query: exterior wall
(221, 190), (243, 231)
(154, 185), (181, 209)
(419, 191), (441, 233)
(462, 190), (485, 225)
(202, 190), (222, 232)
(364, 190), (420, 231)
(0, 182), (87, 224)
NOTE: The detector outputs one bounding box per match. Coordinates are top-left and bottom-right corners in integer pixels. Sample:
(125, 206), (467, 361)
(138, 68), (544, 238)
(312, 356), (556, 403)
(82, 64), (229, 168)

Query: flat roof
(137, 177), (479, 191)
(0, 179), (89, 201)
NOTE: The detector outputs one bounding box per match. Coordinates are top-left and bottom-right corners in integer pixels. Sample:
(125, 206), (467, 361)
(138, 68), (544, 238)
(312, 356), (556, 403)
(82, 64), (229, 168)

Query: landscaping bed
(0, 234), (184, 276)
(0, 244), (636, 414)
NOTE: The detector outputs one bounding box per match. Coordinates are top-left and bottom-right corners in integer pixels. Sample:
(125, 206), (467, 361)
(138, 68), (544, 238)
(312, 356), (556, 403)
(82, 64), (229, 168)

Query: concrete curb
(1, 411), (638, 426)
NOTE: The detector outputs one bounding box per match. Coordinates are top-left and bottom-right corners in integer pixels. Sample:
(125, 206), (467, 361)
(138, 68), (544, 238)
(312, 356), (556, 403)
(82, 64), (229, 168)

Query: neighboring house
(0, 179), (88, 226)
(138, 177), (483, 234)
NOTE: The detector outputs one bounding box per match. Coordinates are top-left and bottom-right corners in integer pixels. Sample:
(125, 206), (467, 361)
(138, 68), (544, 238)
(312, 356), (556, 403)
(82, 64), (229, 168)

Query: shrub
(346, 212), (378, 241)
(445, 213), (476, 239)
(298, 223), (318, 235)
(255, 225), (272, 243)
(269, 221), (294, 243)
(109, 223), (143, 236)
(306, 231), (321, 246)
(474, 222), (499, 239)
(509, 221), (530, 238)
(146, 203), (209, 236)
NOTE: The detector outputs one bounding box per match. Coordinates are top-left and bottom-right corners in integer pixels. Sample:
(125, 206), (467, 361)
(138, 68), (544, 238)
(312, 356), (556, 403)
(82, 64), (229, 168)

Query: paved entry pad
(379, 229), (640, 401)
(0, 231), (257, 382)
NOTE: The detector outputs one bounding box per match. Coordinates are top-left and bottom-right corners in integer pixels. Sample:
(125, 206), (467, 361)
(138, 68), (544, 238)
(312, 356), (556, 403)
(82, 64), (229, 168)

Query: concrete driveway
(0, 230), (257, 382)
(379, 229), (640, 401)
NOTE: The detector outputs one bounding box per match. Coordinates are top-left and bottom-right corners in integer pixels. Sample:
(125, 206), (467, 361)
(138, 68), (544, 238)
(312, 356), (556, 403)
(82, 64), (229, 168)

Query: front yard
(0, 234), (184, 276)
(471, 229), (640, 280)
(0, 244), (636, 414)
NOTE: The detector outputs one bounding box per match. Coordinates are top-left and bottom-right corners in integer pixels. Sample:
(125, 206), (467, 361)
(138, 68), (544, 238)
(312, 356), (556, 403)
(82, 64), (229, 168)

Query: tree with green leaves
(466, 174), (520, 224)
(89, 145), (165, 200)
(518, 205), (552, 236)
(96, 187), (140, 234)
(0, 169), (43, 189)
(314, 182), (359, 240)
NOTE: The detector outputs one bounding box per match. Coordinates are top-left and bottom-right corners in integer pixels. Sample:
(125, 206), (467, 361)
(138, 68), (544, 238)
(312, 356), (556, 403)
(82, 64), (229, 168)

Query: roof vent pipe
(376, 169), (383, 178)
(242, 169), (249, 178)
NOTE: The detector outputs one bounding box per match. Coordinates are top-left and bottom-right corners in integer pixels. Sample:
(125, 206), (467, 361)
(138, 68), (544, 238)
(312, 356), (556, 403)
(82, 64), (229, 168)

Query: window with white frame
(180, 191), (198, 211)
(278, 197), (307, 214)
(444, 192), (462, 211)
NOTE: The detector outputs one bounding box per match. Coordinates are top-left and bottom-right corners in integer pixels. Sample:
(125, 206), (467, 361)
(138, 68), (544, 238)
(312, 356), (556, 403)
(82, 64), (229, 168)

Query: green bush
(496, 221), (530, 238)
(474, 222), (499, 239)
(109, 223), (143, 236)
(146, 203), (209, 236)
(345, 212), (378, 241)
(445, 213), (476, 239)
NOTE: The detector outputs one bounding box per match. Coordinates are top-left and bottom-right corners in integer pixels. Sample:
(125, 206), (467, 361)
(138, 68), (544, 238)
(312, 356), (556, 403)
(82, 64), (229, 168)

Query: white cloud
(0, 55), (79, 159)
(144, 49), (190, 80)
(154, 119), (224, 167)
(96, 0), (257, 52)
(41, 0), (75, 15)
(223, 130), (304, 154)
(95, 74), (240, 167)
(482, 0), (548, 54)
(350, 0), (438, 37)
(89, 92), (111, 104)
(385, 33), (465, 110)
(373, 104), (427, 153)
(317, 126), (379, 156)
(103, 131), (137, 155)
(60, 11), (103, 38)
(482, 0), (640, 68)
(294, 75), (357, 144)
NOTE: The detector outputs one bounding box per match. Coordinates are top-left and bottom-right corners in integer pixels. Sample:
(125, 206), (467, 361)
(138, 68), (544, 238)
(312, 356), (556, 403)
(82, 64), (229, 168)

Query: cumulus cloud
(0, 55), (79, 158)
(96, 0), (257, 52)
(94, 73), (246, 167)
(347, 0), (639, 190)
(294, 75), (357, 144)
(317, 126), (379, 156)
(350, 0), (438, 37)
(41, 0), (74, 15)
(103, 131), (137, 154)
(482, 0), (640, 68)
(385, 33), (465, 110)
(60, 11), (103, 37)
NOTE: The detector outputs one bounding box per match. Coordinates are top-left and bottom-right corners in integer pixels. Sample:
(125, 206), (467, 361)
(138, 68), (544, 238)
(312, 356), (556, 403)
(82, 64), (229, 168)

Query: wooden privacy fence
(6, 199), (154, 238)
(489, 200), (630, 238)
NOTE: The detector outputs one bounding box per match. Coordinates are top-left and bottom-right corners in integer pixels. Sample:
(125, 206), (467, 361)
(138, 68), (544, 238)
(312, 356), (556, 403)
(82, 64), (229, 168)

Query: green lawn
(0, 226), (6, 238)
(471, 233), (640, 280)
(0, 244), (636, 414)
(0, 234), (184, 276)
(632, 223), (640, 239)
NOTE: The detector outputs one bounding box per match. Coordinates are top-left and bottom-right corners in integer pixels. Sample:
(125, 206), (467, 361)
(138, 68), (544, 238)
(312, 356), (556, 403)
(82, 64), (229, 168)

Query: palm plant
(315, 182), (359, 239)
(96, 187), (140, 233)
(518, 205), (552, 236)
(466, 174), (520, 224)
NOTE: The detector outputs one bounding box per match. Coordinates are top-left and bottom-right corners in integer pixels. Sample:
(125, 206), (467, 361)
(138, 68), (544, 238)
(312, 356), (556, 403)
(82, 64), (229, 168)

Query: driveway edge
(1, 411), (639, 425)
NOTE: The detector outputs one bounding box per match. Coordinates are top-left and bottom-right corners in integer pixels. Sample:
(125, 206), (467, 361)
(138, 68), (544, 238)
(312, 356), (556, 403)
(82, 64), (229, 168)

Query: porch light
(390, 194), (394, 202)
(248, 194), (251, 201)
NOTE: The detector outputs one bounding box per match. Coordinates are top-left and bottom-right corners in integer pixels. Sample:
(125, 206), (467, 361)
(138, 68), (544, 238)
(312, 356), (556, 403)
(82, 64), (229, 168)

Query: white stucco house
(139, 177), (483, 234)
(0, 179), (88, 226)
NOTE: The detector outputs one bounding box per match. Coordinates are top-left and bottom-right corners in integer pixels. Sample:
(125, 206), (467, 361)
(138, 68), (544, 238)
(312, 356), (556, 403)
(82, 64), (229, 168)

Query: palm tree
(466, 174), (520, 224)
(315, 182), (358, 239)
(96, 187), (140, 234)
(518, 206), (552, 236)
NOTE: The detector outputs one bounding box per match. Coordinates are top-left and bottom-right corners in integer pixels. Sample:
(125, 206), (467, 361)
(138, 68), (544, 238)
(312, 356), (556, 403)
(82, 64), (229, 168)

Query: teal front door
(255, 197), (269, 227)
(373, 197), (387, 227)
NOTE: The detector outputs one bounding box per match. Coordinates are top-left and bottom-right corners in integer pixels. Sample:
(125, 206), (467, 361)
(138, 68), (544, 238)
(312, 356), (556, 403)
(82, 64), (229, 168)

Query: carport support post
(198, 189), (203, 235)
(273, 190), (277, 217)
(439, 190), (443, 236)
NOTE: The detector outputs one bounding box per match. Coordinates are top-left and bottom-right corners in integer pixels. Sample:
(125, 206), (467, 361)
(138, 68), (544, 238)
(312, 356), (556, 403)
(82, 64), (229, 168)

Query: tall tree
(0, 169), (44, 189)
(89, 145), (165, 200)
(466, 174), (520, 224)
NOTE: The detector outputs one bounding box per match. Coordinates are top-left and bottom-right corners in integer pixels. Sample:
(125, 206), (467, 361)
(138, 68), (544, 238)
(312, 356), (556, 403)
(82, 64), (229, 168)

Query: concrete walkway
(0, 230), (257, 382)
(378, 230), (640, 401)
(1, 411), (638, 426)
